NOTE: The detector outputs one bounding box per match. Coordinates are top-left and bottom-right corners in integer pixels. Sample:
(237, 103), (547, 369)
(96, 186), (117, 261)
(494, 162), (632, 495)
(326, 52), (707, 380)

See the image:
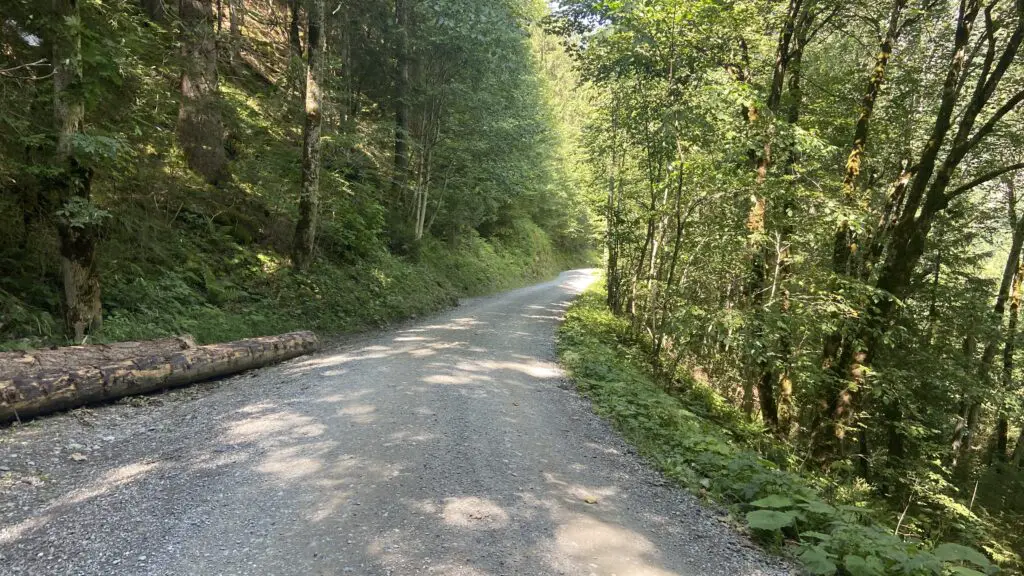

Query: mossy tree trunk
(178, 0), (229, 185)
(53, 0), (102, 343)
(292, 0), (325, 270)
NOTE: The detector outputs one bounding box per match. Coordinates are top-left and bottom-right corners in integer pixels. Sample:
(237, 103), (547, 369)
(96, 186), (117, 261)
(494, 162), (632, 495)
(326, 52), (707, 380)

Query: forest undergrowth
(560, 286), (1020, 576)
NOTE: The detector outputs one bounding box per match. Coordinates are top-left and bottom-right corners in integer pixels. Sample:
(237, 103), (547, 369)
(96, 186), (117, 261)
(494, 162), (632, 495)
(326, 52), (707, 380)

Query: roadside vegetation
(0, 0), (595, 350)
(560, 286), (1010, 575)
(551, 0), (1024, 573)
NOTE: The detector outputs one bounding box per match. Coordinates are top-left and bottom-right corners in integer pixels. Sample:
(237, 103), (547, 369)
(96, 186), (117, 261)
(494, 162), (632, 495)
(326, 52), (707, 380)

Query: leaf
(799, 546), (837, 575)
(746, 509), (796, 531)
(932, 543), (990, 568)
(948, 568), (986, 576)
(750, 494), (794, 509)
(797, 499), (837, 515)
(844, 554), (883, 576)
(582, 495), (598, 504)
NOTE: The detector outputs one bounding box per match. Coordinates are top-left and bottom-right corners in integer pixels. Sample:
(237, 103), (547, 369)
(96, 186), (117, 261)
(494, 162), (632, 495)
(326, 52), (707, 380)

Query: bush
(558, 287), (1001, 576)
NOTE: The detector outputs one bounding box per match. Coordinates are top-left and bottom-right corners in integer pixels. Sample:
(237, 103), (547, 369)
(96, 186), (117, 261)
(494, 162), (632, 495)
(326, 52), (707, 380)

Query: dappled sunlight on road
(0, 460), (162, 546)
(0, 271), (780, 576)
(442, 496), (511, 529)
(554, 514), (681, 576)
(226, 408), (327, 442)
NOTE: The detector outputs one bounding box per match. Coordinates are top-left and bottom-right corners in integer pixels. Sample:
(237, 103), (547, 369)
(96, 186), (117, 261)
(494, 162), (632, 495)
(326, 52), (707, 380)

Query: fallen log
(0, 336), (197, 380)
(0, 331), (318, 423)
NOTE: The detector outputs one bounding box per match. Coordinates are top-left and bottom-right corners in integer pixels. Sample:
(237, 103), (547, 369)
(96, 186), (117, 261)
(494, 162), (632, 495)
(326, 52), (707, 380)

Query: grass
(1, 215), (593, 350)
(557, 285), (1006, 576)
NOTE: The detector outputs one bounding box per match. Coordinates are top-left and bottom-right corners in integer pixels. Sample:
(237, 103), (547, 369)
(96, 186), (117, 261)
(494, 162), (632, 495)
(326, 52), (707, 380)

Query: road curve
(0, 270), (790, 576)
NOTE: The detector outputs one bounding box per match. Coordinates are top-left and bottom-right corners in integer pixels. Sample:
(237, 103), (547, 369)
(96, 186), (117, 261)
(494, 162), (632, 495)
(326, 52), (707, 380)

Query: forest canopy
(6, 0), (1024, 571)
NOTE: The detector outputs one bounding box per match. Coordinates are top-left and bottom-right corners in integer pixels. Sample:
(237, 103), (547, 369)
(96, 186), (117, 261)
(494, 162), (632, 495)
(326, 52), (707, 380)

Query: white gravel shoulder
(0, 270), (793, 576)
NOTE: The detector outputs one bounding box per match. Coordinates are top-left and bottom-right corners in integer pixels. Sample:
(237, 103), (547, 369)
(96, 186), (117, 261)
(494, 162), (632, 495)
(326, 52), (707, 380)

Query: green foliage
(553, 0), (1024, 570)
(54, 197), (112, 229)
(0, 0), (596, 349)
(746, 509), (797, 530)
(558, 287), (1004, 575)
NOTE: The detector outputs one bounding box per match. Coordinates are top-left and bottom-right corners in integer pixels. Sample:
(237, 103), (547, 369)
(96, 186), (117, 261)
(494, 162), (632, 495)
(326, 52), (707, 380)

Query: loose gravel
(0, 270), (792, 576)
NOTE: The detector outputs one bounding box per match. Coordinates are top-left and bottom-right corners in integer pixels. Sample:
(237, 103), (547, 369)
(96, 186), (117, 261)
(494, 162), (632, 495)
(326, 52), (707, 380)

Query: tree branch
(961, 88), (1024, 154)
(946, 161), (1024, 202)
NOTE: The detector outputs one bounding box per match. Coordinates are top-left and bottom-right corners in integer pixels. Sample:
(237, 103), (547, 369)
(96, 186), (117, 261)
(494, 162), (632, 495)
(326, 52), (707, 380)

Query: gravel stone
(0, 270), (792, 576)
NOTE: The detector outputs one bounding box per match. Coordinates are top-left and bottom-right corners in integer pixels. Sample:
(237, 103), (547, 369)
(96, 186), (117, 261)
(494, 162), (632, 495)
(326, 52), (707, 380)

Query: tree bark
(140, 0), (166, 21)
(0, 332), (319, 423)
(993, 241), (1024, 462)
(606, 100), (622, 314)
(1012, 425), (1024, 466)
(392, 0), (410, 201)
(831, 0), (906, 278)
(748, 0), (806, 429)
(819, 0), (1021, 474)
(53, 0), (102, 343)
(0, 336), (196, 379)
(289, 0), (302, 56)
(178, 0), (229, 185)
(227, 0), (243, 66)
(292, 0), (326, 271)
(775, 8), (811, 433)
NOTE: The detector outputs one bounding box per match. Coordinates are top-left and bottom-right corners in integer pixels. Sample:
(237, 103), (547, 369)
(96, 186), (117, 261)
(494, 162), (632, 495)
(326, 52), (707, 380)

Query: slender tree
(292, 0), (326, 270)
(178, 0), (229, 184)
(53, 0), (103, 342)
(392, 0), (410, 203)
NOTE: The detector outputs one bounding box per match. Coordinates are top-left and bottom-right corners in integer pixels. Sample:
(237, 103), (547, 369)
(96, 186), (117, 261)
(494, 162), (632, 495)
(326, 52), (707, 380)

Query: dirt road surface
(1, 270), (790, 576)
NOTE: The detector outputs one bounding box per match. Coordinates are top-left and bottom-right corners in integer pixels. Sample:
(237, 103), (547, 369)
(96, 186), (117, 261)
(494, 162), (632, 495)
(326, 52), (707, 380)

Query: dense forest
(0, 0), (594, 348)
(551, 0), (1024, 572)
(7, 0), (1024, 572)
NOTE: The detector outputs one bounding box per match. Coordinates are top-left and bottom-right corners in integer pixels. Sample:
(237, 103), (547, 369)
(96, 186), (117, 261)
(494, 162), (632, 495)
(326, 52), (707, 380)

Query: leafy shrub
(558, 287), (1001, 576)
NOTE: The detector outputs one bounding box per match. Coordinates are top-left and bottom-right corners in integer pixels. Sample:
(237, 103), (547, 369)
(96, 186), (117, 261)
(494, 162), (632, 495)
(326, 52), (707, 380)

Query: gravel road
(1, 270), (791, 576)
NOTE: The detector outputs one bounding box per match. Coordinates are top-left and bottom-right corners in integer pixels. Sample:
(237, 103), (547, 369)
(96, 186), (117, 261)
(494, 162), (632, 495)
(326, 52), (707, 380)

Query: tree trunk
(53, 0), (102, 344)
(179, 0), (229, 185)
(993, 252), (1024, 462)
(292, 0), (325, 271)
(747, 0), (804, 430)
(1012, 425), (1024, 467)
(831, 0), (905, 278)
(774, 11), (810, 433)
(140, 0), (166, 21)
(227, 0), (243, 67)
(392, 0), (410, 201)
(0, 336), (195, 378)
(821, 0), (994, 469)
(0, 332), (319, 423)
(289, 0), (302, 56)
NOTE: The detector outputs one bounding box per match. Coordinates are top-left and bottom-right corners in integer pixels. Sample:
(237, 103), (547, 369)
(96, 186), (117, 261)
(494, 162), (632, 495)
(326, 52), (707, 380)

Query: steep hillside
(0, 0), (594, 349)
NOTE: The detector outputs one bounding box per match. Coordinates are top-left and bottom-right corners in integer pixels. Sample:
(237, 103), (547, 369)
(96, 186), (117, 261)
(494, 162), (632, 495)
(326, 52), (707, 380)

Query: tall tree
(53, 0), (103, 342)
(178, 0), (229, 184)
(292, 0), (326, 270)
(392, 0), (410, 202)
(227, 0), (244, 67)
